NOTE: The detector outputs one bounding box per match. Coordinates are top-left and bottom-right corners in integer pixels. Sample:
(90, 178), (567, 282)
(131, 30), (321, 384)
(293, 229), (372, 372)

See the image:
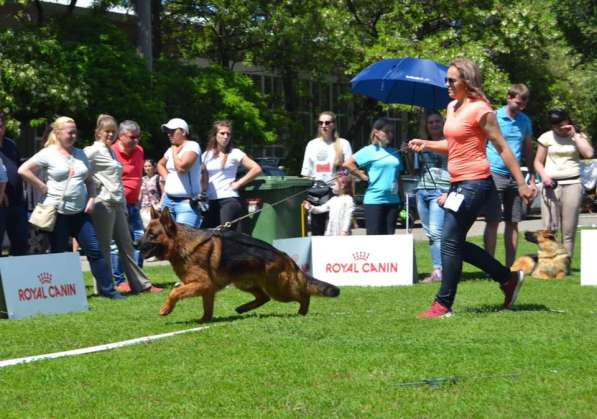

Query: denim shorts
(162, 194), (202, 228)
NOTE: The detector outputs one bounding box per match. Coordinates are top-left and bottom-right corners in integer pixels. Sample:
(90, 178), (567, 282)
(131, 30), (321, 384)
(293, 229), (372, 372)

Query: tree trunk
(151, 0), (162, 59)
(136, 0), (153, 70)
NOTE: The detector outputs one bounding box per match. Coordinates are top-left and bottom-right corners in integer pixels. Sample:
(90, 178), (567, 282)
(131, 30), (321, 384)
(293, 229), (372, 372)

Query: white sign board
(311, 235), (414, 286)
(581, 230), (597, 286)
(0, 253), (89, 319)
(273, 237), (312, 274)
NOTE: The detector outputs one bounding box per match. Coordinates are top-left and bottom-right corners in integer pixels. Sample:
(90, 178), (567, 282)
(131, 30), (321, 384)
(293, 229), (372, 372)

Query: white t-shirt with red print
(301, 137), (352, 183)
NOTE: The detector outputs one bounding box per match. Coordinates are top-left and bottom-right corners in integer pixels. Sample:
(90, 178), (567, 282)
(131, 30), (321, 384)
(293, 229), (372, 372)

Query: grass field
(1, 234), (596, 418)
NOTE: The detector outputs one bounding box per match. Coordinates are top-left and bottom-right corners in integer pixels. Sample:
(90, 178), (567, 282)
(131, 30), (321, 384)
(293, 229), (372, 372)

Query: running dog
(510, 230), (570, 279)
(139, 207), (340, 322)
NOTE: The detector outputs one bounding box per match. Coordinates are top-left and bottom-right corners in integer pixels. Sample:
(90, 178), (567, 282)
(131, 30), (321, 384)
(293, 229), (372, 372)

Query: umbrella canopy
(351, 57), (451, 109)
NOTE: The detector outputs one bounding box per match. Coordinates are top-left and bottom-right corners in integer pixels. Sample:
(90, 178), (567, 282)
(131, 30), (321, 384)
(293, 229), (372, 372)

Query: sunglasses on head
(445, 77), (460, 85)
(318, 120), (334, 126)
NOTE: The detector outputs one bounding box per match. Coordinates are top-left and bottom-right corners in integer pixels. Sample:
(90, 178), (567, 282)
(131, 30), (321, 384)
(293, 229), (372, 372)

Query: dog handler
(408, 58), (534, 318)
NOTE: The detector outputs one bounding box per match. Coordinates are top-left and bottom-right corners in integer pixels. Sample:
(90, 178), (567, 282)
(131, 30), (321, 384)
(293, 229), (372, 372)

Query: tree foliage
(0, 27), (88, 129)
(0, 0), (594, 160)
(153, 59), (285, 151)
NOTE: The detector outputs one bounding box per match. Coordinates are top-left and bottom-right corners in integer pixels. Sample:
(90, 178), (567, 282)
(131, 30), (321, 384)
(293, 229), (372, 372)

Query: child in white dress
(304, 174), (354, 236)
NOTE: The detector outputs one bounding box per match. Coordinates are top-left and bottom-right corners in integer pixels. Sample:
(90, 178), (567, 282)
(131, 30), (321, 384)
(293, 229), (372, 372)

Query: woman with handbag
(301, 111), (352, 235)
(201, 120), (262, 231)
(85, 114), (162, 294)
(18, 116), (123, 299)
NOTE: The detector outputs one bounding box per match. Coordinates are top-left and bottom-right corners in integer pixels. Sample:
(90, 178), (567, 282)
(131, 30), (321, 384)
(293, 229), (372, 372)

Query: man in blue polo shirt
(484, 84), (537, 266)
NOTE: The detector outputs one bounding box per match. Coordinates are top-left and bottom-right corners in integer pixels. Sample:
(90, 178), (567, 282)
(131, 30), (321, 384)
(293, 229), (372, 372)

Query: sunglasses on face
(445, 77), (460, 86)
(318, 120), (334, 126)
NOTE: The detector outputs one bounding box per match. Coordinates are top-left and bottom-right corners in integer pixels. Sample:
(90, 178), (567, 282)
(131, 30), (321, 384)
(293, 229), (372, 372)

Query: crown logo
(352, 251), (369, 261)
(38, 272), (53, 285)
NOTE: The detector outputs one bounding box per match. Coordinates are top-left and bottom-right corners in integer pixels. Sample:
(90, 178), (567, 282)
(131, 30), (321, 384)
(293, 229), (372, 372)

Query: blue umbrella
(351, 57), (451, 109)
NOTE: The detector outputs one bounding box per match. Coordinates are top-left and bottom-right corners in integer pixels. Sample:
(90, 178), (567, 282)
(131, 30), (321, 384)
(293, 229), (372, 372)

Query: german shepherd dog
(139, 207), (340, 322)
(510, 230), (570, 279)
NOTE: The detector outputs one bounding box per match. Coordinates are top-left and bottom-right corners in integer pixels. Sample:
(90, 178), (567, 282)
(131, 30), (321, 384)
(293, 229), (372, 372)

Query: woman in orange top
(409, 58), (534, 318)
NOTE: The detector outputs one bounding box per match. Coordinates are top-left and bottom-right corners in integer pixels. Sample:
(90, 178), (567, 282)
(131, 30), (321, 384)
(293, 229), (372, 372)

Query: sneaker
(417, 301), (453, 319)
(501, 271), (524, 309)
(115, 283), (132, 293)
(420, 268), (442, 284)
(142, 285), (164, 293)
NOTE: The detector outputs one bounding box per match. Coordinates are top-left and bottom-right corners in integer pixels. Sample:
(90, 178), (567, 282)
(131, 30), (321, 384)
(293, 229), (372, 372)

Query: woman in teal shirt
(344, 117), (403, 235)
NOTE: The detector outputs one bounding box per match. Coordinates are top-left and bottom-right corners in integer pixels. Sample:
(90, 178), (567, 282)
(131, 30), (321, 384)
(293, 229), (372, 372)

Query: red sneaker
(115, 283), (132, 293)
(501, 271), (524, 309)
(143, 285), (164, 293)
(417, 301), (453, 319)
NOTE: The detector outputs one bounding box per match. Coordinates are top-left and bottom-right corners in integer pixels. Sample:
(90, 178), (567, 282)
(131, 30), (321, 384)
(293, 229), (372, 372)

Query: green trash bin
(240, 176), (312, 243)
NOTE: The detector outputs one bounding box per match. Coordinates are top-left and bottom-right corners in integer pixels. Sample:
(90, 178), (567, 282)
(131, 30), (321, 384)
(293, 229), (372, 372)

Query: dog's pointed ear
(159, 207), (177, 237)
(150, 206), (160, 220)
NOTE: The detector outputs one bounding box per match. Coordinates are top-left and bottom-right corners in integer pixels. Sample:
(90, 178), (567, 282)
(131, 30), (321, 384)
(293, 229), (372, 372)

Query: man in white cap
(157, 118), (206, 228)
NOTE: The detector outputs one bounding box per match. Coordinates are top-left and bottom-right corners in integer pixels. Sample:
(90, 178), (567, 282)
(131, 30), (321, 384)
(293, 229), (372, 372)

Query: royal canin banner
(311, 235), (415, 286)
(0, 253), (88, 319)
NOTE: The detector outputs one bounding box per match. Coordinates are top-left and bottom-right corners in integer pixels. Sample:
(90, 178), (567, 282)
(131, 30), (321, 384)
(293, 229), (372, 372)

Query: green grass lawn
(1, 234), (596, 418)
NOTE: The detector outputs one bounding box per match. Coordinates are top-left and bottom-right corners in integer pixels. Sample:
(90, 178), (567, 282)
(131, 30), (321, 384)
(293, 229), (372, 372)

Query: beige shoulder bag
(29, 165), (73, 232)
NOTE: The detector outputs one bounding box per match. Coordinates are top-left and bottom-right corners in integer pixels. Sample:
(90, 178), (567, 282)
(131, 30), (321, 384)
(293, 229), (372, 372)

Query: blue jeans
(161, 194), (202, 228)
(437, 178), (510, 308)
(50, 212), (118, 297)
(0, 204), (29, 255)
(111, 203), (144, 284)
(416, 189), (446, 269)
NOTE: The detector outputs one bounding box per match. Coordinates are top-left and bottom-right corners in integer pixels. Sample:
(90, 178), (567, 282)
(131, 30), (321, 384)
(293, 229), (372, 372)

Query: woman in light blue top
(414, 110), (451, 283)
(343, 117), (403, 235)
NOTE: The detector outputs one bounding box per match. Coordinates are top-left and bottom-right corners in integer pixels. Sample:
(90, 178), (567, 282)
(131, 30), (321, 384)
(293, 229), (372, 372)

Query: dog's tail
(510, 255), (537, 275)
(306, 275), (340, 297)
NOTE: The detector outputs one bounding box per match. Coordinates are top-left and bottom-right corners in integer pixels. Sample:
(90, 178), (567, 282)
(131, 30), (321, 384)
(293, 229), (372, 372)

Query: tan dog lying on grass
(510, 230), (570, 279)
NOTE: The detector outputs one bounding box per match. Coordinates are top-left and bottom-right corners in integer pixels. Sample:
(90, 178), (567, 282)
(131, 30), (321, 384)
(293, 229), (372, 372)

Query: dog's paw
(159, 304), (173, 316)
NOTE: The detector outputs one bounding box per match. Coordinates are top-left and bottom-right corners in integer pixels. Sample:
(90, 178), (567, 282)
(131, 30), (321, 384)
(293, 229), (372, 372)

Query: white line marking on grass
(0, 326), (210, 369)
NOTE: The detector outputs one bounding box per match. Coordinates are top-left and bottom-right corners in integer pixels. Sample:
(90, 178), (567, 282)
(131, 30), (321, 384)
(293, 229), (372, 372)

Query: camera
(547, 180), (558, 189)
